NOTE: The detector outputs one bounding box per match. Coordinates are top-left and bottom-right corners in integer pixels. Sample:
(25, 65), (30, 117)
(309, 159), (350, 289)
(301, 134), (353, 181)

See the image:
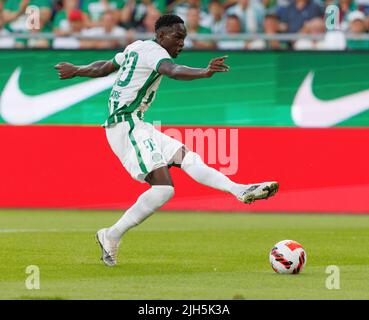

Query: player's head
(155, 14), (186, 58)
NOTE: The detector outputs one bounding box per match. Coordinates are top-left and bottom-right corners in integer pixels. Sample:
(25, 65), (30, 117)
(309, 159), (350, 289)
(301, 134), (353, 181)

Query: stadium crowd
(0, 0), (369, 50)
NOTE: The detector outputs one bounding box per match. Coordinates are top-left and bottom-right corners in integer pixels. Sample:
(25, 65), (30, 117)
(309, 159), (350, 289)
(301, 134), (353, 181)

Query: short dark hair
(155, 14), (184, 32)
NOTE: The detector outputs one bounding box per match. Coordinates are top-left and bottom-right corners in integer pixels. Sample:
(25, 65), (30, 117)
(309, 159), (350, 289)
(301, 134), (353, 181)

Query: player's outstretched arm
(158, 56), (229, 81)
(54, 60), (118, 80)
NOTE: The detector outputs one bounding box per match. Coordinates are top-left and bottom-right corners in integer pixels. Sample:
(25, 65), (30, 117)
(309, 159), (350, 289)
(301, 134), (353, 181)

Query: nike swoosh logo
(292, 72), (369, 127)
(0, 67), (116, 125)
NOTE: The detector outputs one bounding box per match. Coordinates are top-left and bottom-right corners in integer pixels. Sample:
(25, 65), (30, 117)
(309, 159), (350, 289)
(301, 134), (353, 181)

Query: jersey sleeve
(111, 52), (125, 68)
(144, 45), (173, 73)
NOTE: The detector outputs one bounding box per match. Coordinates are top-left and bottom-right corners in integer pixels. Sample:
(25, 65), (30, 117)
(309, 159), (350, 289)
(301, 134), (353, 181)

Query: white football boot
(237, 181), (279, 204)
(96, 228), (120, 267)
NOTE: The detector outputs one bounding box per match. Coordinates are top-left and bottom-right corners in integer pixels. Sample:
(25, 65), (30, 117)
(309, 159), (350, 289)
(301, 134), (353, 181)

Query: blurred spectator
(356, 0), (369, 16)
(263, 0), (291, 8)
(3, 0), (52, 32)
(53, 0), (79, 36)
(202, 0), (226, 34)
(248, 12), (287, 49)
(294, 16), (346, 50)
(153, 0), (167, 13)
(337, 0), (359, 31)
(27, 17), (51, 48)
(346, 10), (369, 49)
(262, 0), (276, 9)
(0, 0), (4, 28)
(217, 14), (246, 49)
(263, 12), (286, 49)
(0, 0), (15, 49)
(137, 3), (161, 32)
(277, 0), (323, 33)
(120, 0), (161, 29)
(170, 0), (209, 24)
(82, 0), (124, 28)
(294, 17), (326, 49)
(193, 0), (239, 11)
(184, 5), (216, 49)
(82, 10), (127, 48)
(3, 0), (52, 48)
(0, 0), (368, 51)
(53, 8), (90, 49)
(226, 0), (265, 33)
(0, 0), (3, 24)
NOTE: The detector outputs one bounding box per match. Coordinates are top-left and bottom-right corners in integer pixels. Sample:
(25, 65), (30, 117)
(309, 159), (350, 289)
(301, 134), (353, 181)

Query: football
(269, 240), (307, 274)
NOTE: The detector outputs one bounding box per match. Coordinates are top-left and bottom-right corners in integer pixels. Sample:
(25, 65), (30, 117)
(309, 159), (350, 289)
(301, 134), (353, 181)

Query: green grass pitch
(0, 210), (368, 300)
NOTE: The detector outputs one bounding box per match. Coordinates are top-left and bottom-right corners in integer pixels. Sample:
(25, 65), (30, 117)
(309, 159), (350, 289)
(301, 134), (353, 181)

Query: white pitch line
(0, 229), (96, 233)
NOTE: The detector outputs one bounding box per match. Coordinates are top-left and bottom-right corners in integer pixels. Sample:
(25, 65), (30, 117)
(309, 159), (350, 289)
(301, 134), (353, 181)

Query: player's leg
(106, 166), (174, 242)
(98, 166), (174, 267)
(170, 146), (278, 204)
(97, 122), (175, 266)
(169, 146), (247, 196)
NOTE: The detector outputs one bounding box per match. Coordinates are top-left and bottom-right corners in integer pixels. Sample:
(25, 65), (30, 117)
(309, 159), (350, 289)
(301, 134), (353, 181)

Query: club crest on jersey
(152, 153), (163, 163)
(143, 138), (157, 152)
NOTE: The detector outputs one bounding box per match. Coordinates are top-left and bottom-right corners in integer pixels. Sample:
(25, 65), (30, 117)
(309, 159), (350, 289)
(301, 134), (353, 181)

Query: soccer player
(55, 14), (279, 267)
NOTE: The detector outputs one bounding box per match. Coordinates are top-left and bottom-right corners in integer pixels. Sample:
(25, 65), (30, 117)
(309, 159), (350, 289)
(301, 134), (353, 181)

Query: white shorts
(105, 120), (183, 183)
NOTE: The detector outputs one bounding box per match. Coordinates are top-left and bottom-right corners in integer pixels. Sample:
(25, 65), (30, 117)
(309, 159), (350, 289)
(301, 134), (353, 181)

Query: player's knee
(180, 151), (203, 170)
(162, 185), (175, 201)
(169, 145), (189, 167)
(153, 185), (175, 204)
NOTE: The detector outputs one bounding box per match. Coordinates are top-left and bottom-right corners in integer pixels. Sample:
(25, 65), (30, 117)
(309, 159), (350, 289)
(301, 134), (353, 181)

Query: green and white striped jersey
(104, 40), (173, 127)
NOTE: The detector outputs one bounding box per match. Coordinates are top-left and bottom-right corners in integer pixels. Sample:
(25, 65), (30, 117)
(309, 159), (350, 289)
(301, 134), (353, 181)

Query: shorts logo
(152, 153), (163, 163)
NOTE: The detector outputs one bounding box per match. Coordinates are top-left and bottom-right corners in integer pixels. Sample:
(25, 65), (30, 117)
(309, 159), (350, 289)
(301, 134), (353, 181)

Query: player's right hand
(54, 62), (78, 80)
(206, 56), (230, 77)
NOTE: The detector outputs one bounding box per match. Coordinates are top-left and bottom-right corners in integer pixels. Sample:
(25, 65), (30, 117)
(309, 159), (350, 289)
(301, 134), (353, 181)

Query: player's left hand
(206, 56), (230, 77)
(54, 62), (79, 80)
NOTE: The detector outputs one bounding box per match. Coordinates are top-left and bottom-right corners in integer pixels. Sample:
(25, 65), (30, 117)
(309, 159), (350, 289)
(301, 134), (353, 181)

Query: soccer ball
(269, 240), (307, 274)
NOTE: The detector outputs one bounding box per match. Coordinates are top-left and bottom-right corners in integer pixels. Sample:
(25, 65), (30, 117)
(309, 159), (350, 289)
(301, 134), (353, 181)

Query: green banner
(1, 50), (369, 127)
